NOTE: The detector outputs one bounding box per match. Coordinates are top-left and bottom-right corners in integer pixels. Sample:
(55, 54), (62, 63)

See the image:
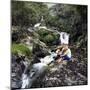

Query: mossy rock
(11, 43), (32, 58)
(37, 28), (49, 35)
(44, 34), (54, 44)
(36, 28), (60, 45)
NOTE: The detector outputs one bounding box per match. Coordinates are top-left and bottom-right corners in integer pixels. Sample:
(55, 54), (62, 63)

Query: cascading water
(20, 20), (70, 88)
(21, 52), (57, 88)
(21, 63), (47, 88)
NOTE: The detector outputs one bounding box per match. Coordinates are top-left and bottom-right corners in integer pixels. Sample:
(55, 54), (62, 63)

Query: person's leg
(61, 55), (71, 65)
(56, 58), (63, 64)
(62, 55), (71, 61)
(62, 60), (67, 65)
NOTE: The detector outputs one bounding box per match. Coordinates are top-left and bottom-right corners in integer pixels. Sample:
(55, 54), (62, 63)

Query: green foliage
(49, 4), (87, 46)
(11, 43), (32, 58)
(36, 28), (59, 45)
(12, 1), (49, 26)
(12, 27), (28, 43)
(37, 28), (49, 36)
(44, 34), (55, 44)
(12, 1), (87, 48)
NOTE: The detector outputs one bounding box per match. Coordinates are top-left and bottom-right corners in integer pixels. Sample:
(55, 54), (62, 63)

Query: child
(55, 44), (71, 64)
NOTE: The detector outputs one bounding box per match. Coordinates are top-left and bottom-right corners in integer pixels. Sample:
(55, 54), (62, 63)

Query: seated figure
(55, 44), (71, 64)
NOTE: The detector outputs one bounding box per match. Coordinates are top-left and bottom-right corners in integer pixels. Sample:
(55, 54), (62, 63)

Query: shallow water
(21, 52), (56, 88)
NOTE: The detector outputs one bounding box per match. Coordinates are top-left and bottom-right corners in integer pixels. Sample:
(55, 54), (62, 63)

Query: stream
(11, 28), (87, 89)
(11, 51), (57, 89)
(21, 51), (57, 88)
(11, 48), (87, 89)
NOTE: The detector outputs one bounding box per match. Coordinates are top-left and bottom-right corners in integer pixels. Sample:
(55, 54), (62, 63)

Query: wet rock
(11, 55), (30, 89)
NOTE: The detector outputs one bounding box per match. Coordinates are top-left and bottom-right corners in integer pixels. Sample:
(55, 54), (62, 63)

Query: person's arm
(56, 49), (60, 54)
(60, 50), (68, 57)
(58, 48), (63, 55)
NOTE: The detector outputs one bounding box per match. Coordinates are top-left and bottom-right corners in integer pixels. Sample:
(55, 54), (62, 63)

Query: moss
(44, 34), (54, 44)
(36, 28), (49, 36)
(36, 28), (60, 46)
(11, 43), (32, 58)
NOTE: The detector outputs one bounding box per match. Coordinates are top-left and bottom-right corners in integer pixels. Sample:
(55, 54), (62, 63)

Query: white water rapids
(21, 52), (57, 88)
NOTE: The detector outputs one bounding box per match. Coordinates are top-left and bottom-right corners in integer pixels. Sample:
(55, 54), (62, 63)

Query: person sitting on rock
(55, 44), (71, 64)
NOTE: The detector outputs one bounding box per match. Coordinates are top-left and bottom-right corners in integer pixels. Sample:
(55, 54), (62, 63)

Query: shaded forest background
(12, 1), (87, 47)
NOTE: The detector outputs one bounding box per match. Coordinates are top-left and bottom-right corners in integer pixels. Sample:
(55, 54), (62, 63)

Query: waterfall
(21, 52), (57, 88)
(60, 32), (69, 45)
(21, 74), (29, 88)
(40, 52), (57, 64)
(21, 63), (48, 88)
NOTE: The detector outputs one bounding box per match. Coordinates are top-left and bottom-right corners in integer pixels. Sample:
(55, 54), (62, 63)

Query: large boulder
(33, 39), (49, 58)
(36, 28), (60, 46)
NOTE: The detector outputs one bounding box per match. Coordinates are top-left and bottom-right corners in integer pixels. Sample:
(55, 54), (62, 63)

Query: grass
(11, 43), (32, 58)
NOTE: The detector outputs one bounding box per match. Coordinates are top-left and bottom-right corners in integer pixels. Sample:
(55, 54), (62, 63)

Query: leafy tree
(12, 1), (49, 27)
(49, 4), (87, 45)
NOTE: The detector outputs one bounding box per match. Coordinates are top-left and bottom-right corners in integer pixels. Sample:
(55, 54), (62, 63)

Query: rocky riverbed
(11, 27), (87, 89)
(11, 45), (87, 89)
